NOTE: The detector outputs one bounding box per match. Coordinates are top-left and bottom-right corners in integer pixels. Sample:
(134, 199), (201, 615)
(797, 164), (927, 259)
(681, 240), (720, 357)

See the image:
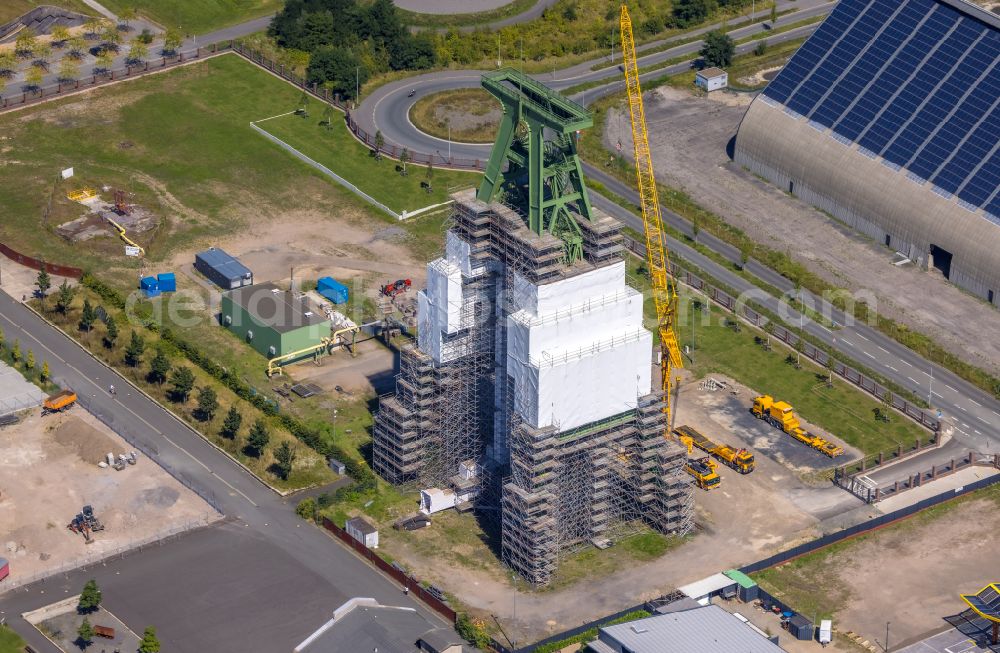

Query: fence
(622, 234), (941, 433)
(0, 242), (83, 278)
(319, 517), (457, 623)
(836, 452), (1000, 503)
(229, 43), (487, 171)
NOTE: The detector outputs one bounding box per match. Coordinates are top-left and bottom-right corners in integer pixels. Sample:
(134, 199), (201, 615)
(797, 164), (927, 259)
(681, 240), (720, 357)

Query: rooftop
(224, 282), (329, 334)
(698, 67), (727, 78)
(295, 598), (457, 653)
(596, 605), (786, 653)
(346, 517), (378, 536)
(196, 247), (252, 280)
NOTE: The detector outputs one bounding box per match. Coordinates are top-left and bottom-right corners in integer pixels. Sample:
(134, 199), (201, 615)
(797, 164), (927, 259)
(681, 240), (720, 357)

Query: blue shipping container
(140, 276), (158, 291)
(144, 287), (161, 299)
(317, 276), (349, 304)
(156, 272), (176, 293)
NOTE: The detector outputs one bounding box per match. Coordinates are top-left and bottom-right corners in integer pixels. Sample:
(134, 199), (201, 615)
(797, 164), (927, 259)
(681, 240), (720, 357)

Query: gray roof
(418, 627), (464, 652)
(195, 247), (252, 281)
(698, 67), (727, 79)
(224, 282), (329, 334)
(346, 517), (378, 535)
(599, 605), (786, 653)
(297, 600), (436, 653)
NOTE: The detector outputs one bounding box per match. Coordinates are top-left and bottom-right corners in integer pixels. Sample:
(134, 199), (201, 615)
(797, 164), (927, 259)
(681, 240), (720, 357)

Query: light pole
(447, 120), (451, 162)
(611, 27), (615, 63)
(355, 66), (359, 102)
(885, 621), (890, 653)
(690, 298), (696, 353)
(511, 573), (517, 651)
(928, 366), (933, 405)
(332, 408), (339, 439)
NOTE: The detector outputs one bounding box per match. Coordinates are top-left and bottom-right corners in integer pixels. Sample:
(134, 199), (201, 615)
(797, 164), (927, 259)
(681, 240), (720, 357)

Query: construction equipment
(752, 395), (844, 457)
(380, 278), (412, 298)
(113, 189), (132, 215)
(620, 5), (684, 427)
(42, 390), (77, 414)
(674, 425), (755, 474)
(684, 456), (721, 490)
(67, 188), (96, 202)
(266, 324), (362, 377)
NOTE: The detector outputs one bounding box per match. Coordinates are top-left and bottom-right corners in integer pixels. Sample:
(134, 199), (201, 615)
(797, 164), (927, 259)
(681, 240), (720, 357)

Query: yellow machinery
(684, 456), (721, 490)
(67, 188), (96, 202)
(620, 5), (684, 427)
(674, 424), (755, 474)
(266, 325), (360, 377)
(752, 395), (844, 457)
(105, 215), (145, 256)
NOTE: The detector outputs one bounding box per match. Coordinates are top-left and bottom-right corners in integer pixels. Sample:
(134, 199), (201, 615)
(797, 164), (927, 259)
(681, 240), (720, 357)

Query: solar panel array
(961, 584), (1000, 622)
(762, 0), (1000, 221)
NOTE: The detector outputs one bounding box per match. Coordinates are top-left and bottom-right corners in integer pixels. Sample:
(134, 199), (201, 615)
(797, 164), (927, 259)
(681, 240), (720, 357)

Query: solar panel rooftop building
(734, 0), (1000, 305)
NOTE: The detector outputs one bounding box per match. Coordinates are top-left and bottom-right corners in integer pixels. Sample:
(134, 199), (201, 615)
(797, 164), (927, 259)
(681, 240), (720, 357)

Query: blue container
(317, 276), (349, 304)
(140, 276), (158, 291)
(156, 272), (176, 293)
(144, 287), (161, 299)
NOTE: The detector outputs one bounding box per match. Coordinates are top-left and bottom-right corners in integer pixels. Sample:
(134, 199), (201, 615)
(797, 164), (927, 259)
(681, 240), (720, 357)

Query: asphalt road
(0, 291), (443, 651)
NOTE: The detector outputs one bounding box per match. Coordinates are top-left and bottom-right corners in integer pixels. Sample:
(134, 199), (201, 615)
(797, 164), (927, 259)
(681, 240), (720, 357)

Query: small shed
(723, 568), (759, 602)
(317, 277), (349, 305)
(695, 67), (729, 92)
(328, 458), (346, 475)
(788, 614), (814, 640)
(195, 247), (253, 290)
(677, 572), (739, 605)
(0, 556), (9, 582)
(345, 516), (378, 549)
(140, 276), (160, 298)
(156, 272), (176, 293)
(420, 488), (457, 515)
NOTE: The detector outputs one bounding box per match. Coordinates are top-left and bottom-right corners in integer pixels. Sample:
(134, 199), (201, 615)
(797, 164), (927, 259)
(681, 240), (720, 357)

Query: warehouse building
(220, 282), (330, 358)
(734, 0), (1000, 305)
(195, 247), (253, 290)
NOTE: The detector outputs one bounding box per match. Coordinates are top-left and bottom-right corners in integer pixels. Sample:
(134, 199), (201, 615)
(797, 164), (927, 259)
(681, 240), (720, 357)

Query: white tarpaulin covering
(506, 260), (653, 431)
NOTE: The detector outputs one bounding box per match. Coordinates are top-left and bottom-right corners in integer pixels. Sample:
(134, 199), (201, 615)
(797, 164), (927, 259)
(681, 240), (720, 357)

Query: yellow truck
(751, 395), (843, 458)
(43, 390), (77, 414)
(674, 425), (755, 474)
(685, 456), (722, 490)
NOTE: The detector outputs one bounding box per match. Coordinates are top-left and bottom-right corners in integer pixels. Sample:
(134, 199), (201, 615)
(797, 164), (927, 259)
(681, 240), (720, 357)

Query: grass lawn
(98, 0), (283, 34)
(255, 112), (480, 216)
(408, 88), (500, 144)
(548, 531), (686, 591)
(0, 625), (26, 653)
(0, 0), (94, 23)
(397, 0), (534, 28)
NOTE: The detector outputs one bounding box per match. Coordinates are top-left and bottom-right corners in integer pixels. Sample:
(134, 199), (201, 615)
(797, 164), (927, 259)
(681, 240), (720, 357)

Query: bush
(295, 497), (317, 520)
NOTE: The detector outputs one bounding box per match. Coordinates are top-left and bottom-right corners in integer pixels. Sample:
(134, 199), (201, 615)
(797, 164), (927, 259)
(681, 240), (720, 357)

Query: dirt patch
(608, 86), (1000, 377)
(409, 88), (501, 144)
(0, 407), (220, 585)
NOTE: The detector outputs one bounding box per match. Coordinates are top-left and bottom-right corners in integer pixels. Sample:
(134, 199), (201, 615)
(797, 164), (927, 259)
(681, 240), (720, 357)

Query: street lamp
(355, 66), (359, 103)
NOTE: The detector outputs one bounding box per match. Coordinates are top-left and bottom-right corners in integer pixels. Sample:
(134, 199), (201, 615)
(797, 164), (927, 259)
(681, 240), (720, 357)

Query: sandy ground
(0, 407), (220, 585)
(380, 377), (867, 642)
(0, 261), (77, 305)
(606, 87), (1000, 377)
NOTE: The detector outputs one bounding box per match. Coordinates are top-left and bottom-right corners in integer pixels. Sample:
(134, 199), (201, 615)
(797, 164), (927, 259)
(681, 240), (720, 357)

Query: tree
(79, 299), (96, 332)
(739, 240), (752, 269)
(36, 266), (51, 300)
(67, 35), (88, 59)
(32, 42), (53, 69)
(305, 45), (366, 99)
(24, 65), (44, 91)
(170, 366), (195, 403)
(41, 361), (51, 383)
(78, 579), (102, 612)
(163, 28), (183, 55)
(56, 279), (75, 314)
(673, 0), (716, 27)
(274, 441), (296, 479)
(700, 30), (734, 68)
(373, 130), (384, 161)
(11, 340), (21, 363)
(101, 24), (122, 50)
(77, 617), (94, 647)
(753, 39), (768, 56)
(424, 159), (434, 191)
(0, 51), (16, 76)
(84, 17), (103, 39)
(295, 496), (316, 519)
(195, 386), (218, 421)
(148, 348), (171, 384)
(25, 349), (35, 371)
(138, 626), (161, 653)
(126, 39), (148, 65)
(770, 4), (778, 24)
(691, 214), (701, 241)
(59, 56), (81, 83)
(245, 419), (270, 457)
(104, 315), (119, 349)
(399, 148), (410, 176)
(221, 406), (242, 439)
(119, 7), (138, 30)
(124, 330), (145, 367)
(94, 50), (114, 74)
(51, 25), (71, 45)
(15, 29), (37, 57)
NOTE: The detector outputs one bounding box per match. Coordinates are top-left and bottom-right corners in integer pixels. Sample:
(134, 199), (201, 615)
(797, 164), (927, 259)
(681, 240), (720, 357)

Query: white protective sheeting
(506, 261), (653, 431)
(417, 258), (466, 363)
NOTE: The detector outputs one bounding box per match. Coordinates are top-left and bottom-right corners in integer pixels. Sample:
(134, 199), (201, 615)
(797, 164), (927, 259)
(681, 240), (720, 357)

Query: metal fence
(0, 43), (232, 113)
(622, 235), (940, 433)
(319, 517), (457, 622)
(836, 452), (1000, 503)
(0, 242), (83, 278)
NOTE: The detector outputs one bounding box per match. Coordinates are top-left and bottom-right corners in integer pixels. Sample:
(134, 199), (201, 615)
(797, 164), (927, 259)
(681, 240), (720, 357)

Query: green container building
(220, 282), (331, 358)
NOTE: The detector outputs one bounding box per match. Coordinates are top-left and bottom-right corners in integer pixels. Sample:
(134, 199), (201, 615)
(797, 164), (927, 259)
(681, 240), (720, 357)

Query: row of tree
(0, 327), (51, 382)
(75, 579), (161, 652)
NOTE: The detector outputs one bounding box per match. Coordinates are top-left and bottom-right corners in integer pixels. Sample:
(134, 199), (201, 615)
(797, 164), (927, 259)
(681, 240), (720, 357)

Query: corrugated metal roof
(196, 247), (252, 281)
(599, 605), (787, 653)
(724, 569), (757, 589)
(678, 572), (736, 598)
(225, 282), (329, 334)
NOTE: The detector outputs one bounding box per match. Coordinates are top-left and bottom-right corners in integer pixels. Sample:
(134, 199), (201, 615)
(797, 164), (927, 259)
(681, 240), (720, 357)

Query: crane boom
(620, 4), (684, 425)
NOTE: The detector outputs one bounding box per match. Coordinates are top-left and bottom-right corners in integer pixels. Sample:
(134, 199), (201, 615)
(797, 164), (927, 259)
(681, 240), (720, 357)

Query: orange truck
(751, 395), (843, 458)
(43, 390), (77, 414)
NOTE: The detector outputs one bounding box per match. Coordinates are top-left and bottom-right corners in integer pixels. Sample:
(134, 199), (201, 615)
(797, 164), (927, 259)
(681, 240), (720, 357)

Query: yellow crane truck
(674, 425), (755, 474)
(685, 456), (721, 490)
(751, 395), (843, 458)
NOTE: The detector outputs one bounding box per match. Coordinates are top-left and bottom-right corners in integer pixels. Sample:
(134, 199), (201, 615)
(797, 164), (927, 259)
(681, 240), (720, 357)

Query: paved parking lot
(898, 628), (994, 653)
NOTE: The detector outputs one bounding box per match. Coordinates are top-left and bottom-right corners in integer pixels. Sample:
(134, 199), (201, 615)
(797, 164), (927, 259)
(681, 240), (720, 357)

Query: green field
(99, 0), (282, 34)
(0, 0), (94, 23)
(0, 625), (26, 653)
(257, 113), (479, 216)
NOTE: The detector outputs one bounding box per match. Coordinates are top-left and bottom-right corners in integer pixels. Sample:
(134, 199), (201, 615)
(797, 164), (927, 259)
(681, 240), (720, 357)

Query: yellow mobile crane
(620, 5), (685, 426)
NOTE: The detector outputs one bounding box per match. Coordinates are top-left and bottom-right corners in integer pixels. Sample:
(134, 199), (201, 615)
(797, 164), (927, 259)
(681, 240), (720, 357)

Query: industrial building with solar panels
(734, 0), (1000, 305)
